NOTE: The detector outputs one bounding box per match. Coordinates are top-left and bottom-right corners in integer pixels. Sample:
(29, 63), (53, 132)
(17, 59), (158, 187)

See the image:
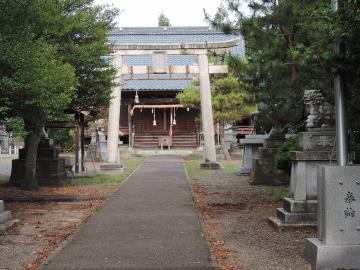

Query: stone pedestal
(269, 128), (336, 229)
(99, 163), (124, 172)
(224, 125), (235, 151)
(98, 131), (108, 162)
(305, 166), (360, 270)
(9, 137), (67, 186)
(250, 130), (289, 185)
(228, 142), (243, 159)
(0, 200), (17, 230)
(200, 162), (222, 170)
(237, 134), (268, 175)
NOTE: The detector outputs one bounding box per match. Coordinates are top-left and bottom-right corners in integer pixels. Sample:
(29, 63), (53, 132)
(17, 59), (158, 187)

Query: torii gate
(100, 38), (241, 170)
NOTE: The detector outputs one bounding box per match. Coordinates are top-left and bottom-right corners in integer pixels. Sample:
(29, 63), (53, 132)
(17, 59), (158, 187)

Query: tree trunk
(220, 124), (231, 161)
(22, 130), (41, 190)
(291, 62), (302, 94)
(286, 32), (302, 95)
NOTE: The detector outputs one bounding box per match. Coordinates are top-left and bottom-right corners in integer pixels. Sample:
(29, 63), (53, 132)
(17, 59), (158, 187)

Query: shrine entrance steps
(41, 156), (216, 270)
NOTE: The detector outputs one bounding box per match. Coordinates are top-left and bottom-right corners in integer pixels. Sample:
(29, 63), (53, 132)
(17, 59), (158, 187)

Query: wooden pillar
(74, 114), (80, 173)
(128, 104), (132, 149)
(80, 113), (85, 172)
(163, 109), (167, 130)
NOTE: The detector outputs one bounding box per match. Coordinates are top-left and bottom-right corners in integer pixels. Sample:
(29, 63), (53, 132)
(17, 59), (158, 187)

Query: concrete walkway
(42, 156), (216, 270)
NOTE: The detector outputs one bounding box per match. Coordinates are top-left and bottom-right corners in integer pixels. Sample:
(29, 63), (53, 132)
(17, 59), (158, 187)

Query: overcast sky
(94, 0), (247, 27)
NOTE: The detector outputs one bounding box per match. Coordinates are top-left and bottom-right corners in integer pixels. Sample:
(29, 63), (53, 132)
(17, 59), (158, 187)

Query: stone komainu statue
(303, 90), (335, 128)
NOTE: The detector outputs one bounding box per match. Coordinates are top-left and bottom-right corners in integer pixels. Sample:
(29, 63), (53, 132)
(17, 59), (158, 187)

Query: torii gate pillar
(198, 53), (221, 169)
(100, 53), (123, 171)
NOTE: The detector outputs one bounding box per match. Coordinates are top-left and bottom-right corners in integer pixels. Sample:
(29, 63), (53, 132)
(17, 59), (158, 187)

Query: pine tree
(158, 12), (171, 27)
(177, 75), (254, 160)
(206, 0), (333, 133)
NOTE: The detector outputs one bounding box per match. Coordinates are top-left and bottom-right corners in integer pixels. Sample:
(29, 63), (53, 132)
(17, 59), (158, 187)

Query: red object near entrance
(169, 125), (173, 136)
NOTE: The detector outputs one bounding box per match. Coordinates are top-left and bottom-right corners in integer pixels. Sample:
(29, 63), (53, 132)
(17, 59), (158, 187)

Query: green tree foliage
(176, 85), (201, 108)
(206, 0), (335, 133)
(0, 0), (118, 189)
(207, 0), (360, 157)
(177, 74), (254, 160)
(212, 76), (254, 124)
(57, 2), (118, 116)
(158, 12), (171, 27)
(0, 1), (76, 189)
(335, 1), (360, 144)
(5, 118), (27, 140)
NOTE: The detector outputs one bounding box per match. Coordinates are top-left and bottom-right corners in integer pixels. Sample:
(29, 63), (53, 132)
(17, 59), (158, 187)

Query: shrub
(263, 186), (289, 202)
(275, 136), (300, 172)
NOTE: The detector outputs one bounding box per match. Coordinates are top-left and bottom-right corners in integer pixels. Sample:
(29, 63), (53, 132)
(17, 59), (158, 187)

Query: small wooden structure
(158, 136), (172, 150)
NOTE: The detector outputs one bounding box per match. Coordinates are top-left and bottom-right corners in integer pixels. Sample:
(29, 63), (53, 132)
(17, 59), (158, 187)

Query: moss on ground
(262, 186), (288, 202)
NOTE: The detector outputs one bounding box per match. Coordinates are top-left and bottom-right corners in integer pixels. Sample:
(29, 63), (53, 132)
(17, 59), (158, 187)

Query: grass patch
(262, 186), (288, 202)
(70, 155), (145, 186)
(0, 175), (9, 186)
(183, 152), (203, 161)
(184, 156), (241, 180)
(222, 161), (241, 173)
(184, 160), (215, 180)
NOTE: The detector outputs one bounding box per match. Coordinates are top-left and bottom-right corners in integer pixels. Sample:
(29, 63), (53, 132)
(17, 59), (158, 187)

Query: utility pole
(332, 0), (348, 166)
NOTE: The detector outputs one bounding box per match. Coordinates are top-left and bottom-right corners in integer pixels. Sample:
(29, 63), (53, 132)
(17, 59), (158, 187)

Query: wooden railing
(233, 126), (255, 135)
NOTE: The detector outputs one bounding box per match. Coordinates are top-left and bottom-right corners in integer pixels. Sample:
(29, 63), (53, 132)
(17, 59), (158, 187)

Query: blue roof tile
(123, 80), (191, 91)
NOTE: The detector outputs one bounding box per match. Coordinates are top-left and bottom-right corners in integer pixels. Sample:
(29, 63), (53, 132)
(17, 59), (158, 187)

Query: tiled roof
(123, 80), (191, 91)
(107, 27), (244, 90)
(122, 55), (197, 66)
(122, 73), (193, 91)
(109, 26), (237, 35)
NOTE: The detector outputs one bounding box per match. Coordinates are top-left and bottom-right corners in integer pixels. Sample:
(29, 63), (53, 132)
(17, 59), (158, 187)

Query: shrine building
(106, 27), (245, 150)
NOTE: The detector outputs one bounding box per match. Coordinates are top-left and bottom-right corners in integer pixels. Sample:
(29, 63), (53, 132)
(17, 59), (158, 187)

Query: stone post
(198, 53), (220, 169)
(100, 53), (123, 171)
(305, 166), (360, 269)
(237, 134), (268, 175)
(0, 200), (17, 230)
(250, 128), (289, 185)
(268, 128), (336, 229)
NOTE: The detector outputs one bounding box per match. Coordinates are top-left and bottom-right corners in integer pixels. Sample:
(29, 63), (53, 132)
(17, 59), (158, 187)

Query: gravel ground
(0, 184), (116, 199)
(0, 201), (102, 270)
(191, 166), (316, 270)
